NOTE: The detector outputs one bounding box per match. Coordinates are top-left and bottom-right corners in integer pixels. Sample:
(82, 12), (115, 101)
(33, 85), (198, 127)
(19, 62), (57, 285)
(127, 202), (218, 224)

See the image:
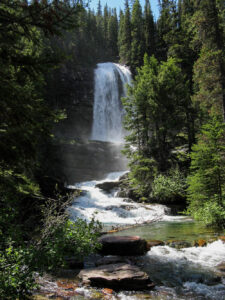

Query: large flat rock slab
(79, 263), (154, 290)
(99, 236), (147, 256)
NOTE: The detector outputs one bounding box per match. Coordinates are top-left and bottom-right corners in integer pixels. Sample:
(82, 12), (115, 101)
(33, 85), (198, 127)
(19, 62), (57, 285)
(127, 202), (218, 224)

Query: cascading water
(69, 171), (168, 227)
(91, 62), (132, 143)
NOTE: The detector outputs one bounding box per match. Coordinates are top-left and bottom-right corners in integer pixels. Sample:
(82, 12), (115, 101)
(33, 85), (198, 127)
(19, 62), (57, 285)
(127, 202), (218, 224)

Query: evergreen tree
(167, 0), (196, 151)
(131, 0), (144, 70)
(187, 116), (225, 227)
(118, 0), (132, 65)
(156, 0), (177, 60)
(191, 0), (225, 121)
(123, 54), (189, 195)
(107, 8), (119, 60)
(144, 0), (155, 57)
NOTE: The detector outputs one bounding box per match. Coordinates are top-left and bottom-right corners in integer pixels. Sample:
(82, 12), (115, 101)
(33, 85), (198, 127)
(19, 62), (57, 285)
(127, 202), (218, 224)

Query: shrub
(151, 169), (187, 203)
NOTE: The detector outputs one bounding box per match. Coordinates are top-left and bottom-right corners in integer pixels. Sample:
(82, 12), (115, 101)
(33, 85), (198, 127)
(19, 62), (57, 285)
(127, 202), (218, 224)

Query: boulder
(96, 181), (120, 192)
(99, 236), (147, 256)
(78, 263), (154, 290)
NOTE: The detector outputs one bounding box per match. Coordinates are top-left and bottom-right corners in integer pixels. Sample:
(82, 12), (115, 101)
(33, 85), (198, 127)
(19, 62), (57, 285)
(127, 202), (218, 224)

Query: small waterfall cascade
(69, 171), (168, 227)
(91, 62), (132, 143)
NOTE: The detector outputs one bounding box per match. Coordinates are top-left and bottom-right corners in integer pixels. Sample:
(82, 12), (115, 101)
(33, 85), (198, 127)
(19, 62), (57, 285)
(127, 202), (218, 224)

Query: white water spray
(91, 63), (132, 143)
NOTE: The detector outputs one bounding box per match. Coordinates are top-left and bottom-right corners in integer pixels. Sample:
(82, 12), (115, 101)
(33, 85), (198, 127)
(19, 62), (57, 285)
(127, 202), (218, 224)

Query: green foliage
(38, 218), (102, 269)
(0, 245), (37, 300)
(131, 0), (144, 70)
(0, 216), (102, 299)
(144, 0), (155, 57)
(118, 0), (132, 65)
(187, 116), (225, 227)
(127, 154), (157, 199)
(0, 1), (104, 298)
(123, 54), (189, 196)
(151, 169), (187, 203)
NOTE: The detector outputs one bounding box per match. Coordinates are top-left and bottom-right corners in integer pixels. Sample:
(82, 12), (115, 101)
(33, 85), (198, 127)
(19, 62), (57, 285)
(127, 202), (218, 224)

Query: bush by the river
(0, 217), (101, 299)
(150, 169), (187, 204)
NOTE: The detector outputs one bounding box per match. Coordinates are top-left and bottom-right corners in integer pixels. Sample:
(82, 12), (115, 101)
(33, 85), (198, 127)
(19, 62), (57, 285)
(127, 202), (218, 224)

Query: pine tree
(187, 116), (225, 227)
(131, 0), (144, 70)
(123, 54), (189, 197)
(191, 0), (225, 121)
(166, 0), (196, 151)
(107, 8), (119, 60)
(156, 0), (177, 61)
(118, 0), (132, 65)
(144, 0), (155, 57)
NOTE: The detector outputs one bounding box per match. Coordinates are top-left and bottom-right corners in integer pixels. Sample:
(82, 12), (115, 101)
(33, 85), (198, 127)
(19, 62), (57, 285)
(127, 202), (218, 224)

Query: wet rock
(64, 256), (84, 269)
(96, 181), (120, 192)
(166, 240), (192, 249)
(95, 256), (131, 266)
(219, 236), (225, 243)
(217, 262), (225, 273)
(119, 172), (129, 181)
(194, 239), (207, 247)
(99, 236), (148, 256)
(117, 188), (138, 201)
(78, 263), (154, 290)
(102, 288), (114, 295)
(146, 240), (164, 250)
(105, 204), (136, 211)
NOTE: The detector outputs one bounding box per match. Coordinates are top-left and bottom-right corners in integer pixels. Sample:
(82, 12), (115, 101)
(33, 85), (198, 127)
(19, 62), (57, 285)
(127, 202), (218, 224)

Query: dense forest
(0, 0), (225, 297)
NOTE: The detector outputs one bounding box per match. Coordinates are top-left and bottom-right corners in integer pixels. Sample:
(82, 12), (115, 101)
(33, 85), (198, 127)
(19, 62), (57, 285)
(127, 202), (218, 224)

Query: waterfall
(91, 62), (132, 143)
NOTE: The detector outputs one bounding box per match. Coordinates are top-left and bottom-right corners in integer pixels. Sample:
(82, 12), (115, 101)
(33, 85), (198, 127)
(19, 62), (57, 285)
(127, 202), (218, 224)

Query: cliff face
(48, 141), (128, 184)
(47, 64), (95, 141)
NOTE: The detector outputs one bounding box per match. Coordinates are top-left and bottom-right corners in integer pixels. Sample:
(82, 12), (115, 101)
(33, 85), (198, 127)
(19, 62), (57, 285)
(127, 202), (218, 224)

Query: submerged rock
(166, 240), (192, 249)
(78, 263), (154, 290)
(99, 236), (148, 256)
(146, 240), (164, 250)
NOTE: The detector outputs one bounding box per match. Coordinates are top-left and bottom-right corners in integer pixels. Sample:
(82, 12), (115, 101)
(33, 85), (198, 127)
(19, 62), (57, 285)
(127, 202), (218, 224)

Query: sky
(88, 0), (160, 20)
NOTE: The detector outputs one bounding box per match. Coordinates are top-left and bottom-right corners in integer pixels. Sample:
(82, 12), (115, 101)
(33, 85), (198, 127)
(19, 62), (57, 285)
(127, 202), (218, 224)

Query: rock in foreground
(99, 236), (147, 256)
(79, 263), (154, 290)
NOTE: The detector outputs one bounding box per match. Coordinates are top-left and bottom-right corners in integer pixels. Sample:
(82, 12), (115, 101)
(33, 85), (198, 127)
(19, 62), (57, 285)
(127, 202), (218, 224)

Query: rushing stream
(69, 171), (168, 228)
(68, 172), (225, 300)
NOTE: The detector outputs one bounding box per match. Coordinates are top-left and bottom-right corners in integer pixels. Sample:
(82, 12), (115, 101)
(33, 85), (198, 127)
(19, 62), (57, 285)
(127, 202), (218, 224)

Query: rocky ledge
(78, 263), (154, 290)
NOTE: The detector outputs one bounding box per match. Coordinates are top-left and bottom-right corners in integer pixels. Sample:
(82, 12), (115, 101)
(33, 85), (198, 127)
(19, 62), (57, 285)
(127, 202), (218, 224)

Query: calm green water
(109, 217), (224, 243)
